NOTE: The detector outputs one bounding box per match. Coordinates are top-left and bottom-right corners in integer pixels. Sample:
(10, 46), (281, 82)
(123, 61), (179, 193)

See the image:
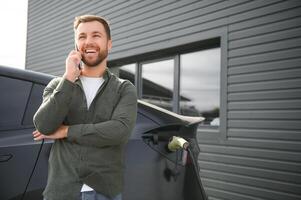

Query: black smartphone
(74, 43), (82, 69)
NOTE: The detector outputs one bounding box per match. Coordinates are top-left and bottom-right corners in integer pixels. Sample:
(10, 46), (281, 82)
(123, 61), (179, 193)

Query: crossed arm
(33, 77), (137, 147)
(33, 124), (68, 141)
(33, 76), (73, 140)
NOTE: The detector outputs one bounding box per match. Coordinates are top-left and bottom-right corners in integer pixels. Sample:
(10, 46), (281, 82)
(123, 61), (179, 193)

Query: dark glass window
(117, 44), (221, 127)
(141, 59), (174, 111)
(180, 48), (220, 126)
(23, 84), (44, 126)
(0, 76), (32, 129)
(119, 64), (136, 85)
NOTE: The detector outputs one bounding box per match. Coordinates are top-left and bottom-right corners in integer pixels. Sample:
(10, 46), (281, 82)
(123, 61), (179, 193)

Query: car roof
(0, 65), (54, 85)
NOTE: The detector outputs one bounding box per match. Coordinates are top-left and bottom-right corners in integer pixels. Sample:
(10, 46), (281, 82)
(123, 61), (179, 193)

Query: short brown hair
(74, 15), (111, 39)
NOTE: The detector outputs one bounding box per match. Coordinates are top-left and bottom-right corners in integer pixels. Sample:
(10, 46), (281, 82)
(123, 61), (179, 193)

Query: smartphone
(74, 43), (82, 69)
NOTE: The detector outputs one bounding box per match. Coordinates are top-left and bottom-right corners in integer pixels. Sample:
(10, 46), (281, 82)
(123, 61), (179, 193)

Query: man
(33, 15), (137, 200)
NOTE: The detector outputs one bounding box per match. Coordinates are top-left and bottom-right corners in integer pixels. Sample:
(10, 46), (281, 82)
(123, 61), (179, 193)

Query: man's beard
(82, 48), (108, 67)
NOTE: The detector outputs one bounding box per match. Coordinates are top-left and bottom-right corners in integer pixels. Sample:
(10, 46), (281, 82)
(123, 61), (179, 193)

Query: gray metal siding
(26, 0), (301, 200)
(197, 1), (301, 200)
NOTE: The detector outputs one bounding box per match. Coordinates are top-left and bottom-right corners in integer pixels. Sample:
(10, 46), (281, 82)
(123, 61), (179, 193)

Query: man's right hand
(63, 50), (82, 82)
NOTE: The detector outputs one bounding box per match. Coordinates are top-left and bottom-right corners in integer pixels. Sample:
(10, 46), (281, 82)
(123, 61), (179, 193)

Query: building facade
(26, 0), (301, 199)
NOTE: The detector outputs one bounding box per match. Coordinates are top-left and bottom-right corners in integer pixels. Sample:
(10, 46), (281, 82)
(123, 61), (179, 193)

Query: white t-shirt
(79, 75), (105, 192)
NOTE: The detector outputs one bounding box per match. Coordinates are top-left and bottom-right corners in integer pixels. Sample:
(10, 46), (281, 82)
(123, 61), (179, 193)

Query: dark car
(0, 65), (207, 200)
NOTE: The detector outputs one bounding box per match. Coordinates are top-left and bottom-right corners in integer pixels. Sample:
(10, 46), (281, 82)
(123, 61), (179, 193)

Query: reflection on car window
(142, 59), (174, 111)
(117, 47), (221, 127)
(180, 48), (220, 126)
(119, 64), (136, 85)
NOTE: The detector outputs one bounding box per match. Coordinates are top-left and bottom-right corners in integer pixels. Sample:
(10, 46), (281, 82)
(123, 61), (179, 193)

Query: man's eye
(78, 36), (85, 39)
(94, 35), (101, 38)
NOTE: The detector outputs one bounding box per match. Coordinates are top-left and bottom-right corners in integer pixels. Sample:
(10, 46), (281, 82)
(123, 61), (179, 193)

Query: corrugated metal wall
(26, 0), (301, 200)
(197, 1), (301, 200)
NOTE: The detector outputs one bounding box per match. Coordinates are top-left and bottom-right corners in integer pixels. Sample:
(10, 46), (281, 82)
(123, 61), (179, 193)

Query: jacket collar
(75, 67), (111, 92)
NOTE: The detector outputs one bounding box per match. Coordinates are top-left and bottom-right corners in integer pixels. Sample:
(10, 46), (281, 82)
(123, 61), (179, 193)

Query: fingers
(32, 130), (40, 138)
(32, 126), (68, 141)
(68, 50), (82, 66)
(64, 50), (82, 82)
(70, 49), (82, 57)
(34, 135), (45, 141)
(32, 130), (47, 141)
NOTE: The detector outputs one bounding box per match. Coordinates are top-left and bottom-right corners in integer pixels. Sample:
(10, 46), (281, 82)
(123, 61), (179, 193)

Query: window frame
(138, 56), (178, 112)
(115, 27), (228, 140)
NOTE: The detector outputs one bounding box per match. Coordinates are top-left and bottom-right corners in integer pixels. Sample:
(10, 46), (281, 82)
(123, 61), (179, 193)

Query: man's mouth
(84, 49), (97, 54)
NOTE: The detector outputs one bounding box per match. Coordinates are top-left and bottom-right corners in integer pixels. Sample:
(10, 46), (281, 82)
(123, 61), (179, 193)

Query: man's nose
(85, 36), (94, 44)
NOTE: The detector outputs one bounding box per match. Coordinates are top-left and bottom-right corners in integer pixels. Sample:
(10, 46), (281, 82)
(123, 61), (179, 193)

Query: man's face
(75, 21), (112, 67)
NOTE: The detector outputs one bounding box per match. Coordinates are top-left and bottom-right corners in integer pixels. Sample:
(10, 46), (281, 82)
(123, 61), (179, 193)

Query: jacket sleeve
(67, 81), (137, 148)
(33, 77), (75, 135)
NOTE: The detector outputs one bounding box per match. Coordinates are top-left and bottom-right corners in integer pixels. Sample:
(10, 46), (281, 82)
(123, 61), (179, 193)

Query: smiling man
(33, 15), (137, 200)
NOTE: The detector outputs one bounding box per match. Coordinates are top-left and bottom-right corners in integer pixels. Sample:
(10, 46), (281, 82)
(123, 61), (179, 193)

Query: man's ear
(74, 42), (79, 51)
(74, 32), (78, 50)
(108, 39), (112, 52)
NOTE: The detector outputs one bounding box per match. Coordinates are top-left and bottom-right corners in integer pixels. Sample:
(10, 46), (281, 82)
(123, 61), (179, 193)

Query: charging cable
(167, 136), (208, 200)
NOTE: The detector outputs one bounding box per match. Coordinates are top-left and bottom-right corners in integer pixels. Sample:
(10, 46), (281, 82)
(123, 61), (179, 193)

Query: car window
(22, 83), (45, 126)
(0, 76), (32, 129)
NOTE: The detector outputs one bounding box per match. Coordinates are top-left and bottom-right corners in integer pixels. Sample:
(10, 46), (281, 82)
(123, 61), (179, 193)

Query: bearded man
(33, 15), (137, 200)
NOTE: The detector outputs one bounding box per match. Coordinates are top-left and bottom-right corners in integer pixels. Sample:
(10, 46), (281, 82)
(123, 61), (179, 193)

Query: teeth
(85, 49), (96, 53)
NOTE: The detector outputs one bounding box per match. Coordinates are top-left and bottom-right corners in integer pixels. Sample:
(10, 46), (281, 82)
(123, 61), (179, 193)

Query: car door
(0, 76), (46, 200)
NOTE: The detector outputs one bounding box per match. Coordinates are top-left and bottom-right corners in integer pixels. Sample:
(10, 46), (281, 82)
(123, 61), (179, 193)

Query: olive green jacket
(33, 69), (137, 200)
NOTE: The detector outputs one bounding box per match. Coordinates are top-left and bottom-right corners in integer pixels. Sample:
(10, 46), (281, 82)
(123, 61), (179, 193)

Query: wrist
(63, 73), (77, 82)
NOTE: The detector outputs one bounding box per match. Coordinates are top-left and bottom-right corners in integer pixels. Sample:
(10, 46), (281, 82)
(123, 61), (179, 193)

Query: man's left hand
(33, 125), (68, 141)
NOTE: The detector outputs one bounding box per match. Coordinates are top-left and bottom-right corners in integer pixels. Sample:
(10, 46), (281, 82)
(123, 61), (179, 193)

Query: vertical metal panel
(219, 27), (228, 141)
(26, 0), (301, 200)
(173, 54), (180, 113)
(137, 62), (142, 99)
